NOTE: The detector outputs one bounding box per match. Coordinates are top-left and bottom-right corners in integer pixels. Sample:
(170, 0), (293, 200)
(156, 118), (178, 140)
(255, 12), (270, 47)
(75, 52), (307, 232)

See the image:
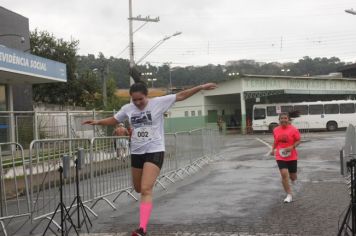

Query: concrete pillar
(240, 92), (246, 134)
(7, 84), (16, 143)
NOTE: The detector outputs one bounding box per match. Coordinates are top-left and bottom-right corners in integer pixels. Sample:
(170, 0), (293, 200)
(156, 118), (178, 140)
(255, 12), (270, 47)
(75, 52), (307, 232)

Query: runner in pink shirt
(271, 111), (301, 203)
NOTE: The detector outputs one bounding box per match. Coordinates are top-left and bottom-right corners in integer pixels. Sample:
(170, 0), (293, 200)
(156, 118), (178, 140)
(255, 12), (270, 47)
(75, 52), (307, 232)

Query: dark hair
(129, 66), (143, 83)
(279, 111), (300, 121)
(129, 82), (148, 96)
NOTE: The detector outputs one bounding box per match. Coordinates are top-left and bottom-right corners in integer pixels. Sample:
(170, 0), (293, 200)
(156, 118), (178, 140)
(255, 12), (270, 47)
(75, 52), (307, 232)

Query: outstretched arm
(176, 83), (217, 102)
(82, 117), (118, 126)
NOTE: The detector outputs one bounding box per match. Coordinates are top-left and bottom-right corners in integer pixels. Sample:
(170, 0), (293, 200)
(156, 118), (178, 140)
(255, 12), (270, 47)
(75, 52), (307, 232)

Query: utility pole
(128, 0), (159, 85)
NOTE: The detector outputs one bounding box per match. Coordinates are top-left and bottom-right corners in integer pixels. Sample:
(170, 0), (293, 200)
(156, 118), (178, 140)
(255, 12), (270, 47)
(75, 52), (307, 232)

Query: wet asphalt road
(10, 131), (349, 236)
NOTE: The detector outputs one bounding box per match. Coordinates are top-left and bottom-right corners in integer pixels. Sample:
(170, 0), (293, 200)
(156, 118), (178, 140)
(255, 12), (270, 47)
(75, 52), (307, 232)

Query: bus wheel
(269, 123), (278, 132)
(327, 121), (338, 131)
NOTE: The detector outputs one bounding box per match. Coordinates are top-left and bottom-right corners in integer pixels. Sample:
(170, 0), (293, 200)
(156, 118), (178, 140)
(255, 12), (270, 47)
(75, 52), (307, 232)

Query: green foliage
(30, 29), (124, 110)
(31, 29), (84, 105)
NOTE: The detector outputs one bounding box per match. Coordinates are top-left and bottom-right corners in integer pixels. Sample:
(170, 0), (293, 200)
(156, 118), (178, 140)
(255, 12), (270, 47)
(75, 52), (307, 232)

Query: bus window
(324, 104), (339, 114)
(281, 106), (293, 113)
(309, 105), (324, 115)
(254, 108), (266, 120)
(340, 103), (355, 114)
(294, 105), (308, 115)
(267, 106), (277, 116)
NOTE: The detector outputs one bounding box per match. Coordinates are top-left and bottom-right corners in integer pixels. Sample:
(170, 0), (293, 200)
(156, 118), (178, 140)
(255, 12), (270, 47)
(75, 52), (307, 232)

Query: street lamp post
(281, 68), (290, 75)
(93, 65), (108, 108)
(228, 72), (240, 77)
(136, 32), (182, 64)
(147, 78), (157, 88)
(345, 8), (356, 15)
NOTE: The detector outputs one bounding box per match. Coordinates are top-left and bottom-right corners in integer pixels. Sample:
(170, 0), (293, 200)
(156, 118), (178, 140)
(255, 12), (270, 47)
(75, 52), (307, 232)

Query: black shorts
(131, 152), (164, 169)
(276, 160), (297, 173)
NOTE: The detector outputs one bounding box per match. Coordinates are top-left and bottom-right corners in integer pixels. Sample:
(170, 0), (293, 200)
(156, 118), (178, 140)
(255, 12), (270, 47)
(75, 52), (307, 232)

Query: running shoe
(132, 228), (147, 236)
(284, 194), (293, 203)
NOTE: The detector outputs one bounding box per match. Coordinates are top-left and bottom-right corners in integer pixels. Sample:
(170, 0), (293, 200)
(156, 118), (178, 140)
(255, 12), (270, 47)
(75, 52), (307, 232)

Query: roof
(242, 74), (348, 81)
(337, 63), (356, 78)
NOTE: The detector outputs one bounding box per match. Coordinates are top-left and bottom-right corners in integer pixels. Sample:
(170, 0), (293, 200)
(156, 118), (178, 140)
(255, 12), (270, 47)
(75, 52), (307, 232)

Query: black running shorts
(276, 160), (297, 173)
(131, 152), (164, 169)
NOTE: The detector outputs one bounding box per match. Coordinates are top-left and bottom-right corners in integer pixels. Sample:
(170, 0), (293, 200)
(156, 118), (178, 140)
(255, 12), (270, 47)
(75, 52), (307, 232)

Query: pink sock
(139, 202), (152, 232)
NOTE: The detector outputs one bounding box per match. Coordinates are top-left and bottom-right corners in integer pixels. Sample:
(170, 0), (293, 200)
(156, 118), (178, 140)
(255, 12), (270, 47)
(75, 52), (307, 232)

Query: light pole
(93, 65), (108, 108)
(147, 78), (157, 88)
(281, 68), (290, 75)
(228, 72), (239, 77)
(345, 8), (356, 15)
(136, 32), (182, 64)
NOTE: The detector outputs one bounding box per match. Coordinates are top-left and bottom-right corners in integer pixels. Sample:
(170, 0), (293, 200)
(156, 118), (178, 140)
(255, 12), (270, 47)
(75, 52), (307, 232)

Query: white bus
(252, 100), (356, 132)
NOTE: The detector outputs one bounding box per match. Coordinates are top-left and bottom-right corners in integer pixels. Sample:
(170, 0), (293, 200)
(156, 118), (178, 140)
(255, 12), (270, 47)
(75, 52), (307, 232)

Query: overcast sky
(2, 0), (356, 66)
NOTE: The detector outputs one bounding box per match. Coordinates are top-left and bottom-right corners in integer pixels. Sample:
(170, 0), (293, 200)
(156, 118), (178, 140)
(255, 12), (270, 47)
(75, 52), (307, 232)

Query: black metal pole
(0, 162), (3, 218)
(59, 166), (64, 236)
(75, 159), (80, 229)
(350, 159), (356, 236)
(341, 150), (344, 176)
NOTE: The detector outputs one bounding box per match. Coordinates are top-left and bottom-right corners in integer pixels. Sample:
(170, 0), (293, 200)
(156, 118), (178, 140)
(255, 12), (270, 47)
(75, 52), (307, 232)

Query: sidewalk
(82, 132), (348, 236)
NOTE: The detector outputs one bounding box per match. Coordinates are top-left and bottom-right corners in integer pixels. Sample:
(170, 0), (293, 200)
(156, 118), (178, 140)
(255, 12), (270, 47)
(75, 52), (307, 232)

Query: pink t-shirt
(273, 125), (301, 161)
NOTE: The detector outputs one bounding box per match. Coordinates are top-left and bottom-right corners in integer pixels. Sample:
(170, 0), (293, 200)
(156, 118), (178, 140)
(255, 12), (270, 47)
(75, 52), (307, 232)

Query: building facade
(165, 74), (356, 133)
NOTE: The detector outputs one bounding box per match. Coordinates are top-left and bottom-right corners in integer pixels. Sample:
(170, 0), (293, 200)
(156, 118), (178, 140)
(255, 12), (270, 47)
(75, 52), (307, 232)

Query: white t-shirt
(114, 94), (176, 154)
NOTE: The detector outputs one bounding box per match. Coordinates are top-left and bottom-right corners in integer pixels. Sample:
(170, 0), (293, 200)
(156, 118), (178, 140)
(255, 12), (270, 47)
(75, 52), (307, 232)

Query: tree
(30, 29), (102, 107)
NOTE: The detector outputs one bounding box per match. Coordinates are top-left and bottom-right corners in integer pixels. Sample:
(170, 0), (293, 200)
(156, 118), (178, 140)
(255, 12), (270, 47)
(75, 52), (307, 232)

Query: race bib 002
(132, 127), (153, 142)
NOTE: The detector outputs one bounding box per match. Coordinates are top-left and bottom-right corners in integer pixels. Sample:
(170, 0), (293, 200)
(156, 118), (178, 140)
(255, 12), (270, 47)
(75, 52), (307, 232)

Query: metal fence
(0, 128), (222, 235)
(0, 143), (30, 236)
(0, 111), (115, 149)
(341, 124), (356, 176)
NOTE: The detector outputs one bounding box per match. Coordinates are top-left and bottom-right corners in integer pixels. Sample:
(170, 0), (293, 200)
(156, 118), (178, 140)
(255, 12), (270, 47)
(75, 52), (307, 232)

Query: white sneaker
(284, 194), (293, 203)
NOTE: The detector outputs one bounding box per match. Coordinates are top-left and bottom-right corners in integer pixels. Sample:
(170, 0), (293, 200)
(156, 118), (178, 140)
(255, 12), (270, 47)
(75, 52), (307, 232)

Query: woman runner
(83, 71), (217, 235)
(270, 111), (301, 203)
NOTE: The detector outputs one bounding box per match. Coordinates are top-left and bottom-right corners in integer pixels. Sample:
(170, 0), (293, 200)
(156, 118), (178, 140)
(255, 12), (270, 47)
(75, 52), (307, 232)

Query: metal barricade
(190, 129), (209, 170)
(342, 125), (356, 176)
(294, 121), (311, 141)
(28, 138), (96, 233)
(90, 136), (137, 211)
(174, 131), (195, 176)
(156, 133), (179, 189)
(0, 142), (30, 236)
(203, 129), (220, 159)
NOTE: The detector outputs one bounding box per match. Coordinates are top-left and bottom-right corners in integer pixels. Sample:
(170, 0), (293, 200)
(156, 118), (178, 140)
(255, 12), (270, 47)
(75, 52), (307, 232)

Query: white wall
(169, 92), (205, 118)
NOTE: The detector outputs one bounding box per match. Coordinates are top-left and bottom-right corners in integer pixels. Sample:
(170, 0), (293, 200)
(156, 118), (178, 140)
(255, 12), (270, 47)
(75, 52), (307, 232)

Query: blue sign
(0, 46), (66, 82)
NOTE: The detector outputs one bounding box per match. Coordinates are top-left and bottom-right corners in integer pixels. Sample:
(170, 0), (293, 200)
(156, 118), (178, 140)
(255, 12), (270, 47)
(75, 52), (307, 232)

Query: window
(253, 108), (266, 120)
(184, 111), (189, 117)
(294, 105), (308, 115)
(198, 110), (202, 116)
(267, 106), (277, 116)
(281, 106), (293, 113)
(309, 105), (324, 115)
(340, 103), (355, 114)
(324, 104), (339, 114)
(191, 111), (196, 117)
